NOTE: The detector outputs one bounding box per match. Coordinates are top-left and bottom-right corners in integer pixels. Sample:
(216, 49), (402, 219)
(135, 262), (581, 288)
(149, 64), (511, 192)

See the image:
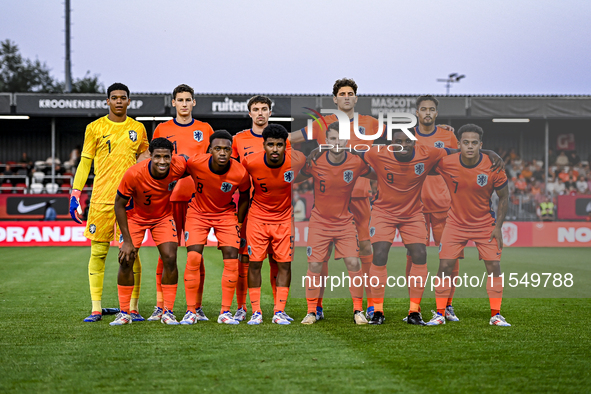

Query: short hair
(262, 124), (288, 142)
(149, 137), (174, 154)
(172, 84), (194, 99)
(457, 124), (484, 141)
(326, 121), (339, 138)
(416, 95), (439, 109)
(332, 78), (358, 96)
(247, 95), (272, 111)
(209, 129), (233, 144)
(107, 83), (130, 98)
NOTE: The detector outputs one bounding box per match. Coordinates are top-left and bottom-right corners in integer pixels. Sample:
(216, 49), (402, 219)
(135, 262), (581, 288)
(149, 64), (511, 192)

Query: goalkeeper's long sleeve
(72, 156), (92, 191)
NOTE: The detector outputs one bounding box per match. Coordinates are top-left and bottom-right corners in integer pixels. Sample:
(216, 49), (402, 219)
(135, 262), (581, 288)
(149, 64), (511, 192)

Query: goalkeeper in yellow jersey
(70, 83), (149, 322)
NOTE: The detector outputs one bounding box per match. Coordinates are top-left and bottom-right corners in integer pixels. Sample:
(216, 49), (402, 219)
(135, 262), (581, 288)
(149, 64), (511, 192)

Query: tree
(0, 39), (104, 93)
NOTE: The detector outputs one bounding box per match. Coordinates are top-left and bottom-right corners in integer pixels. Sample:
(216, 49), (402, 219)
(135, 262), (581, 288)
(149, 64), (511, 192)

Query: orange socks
(249, 287), (261, 313)
(196, 258), (205, 308)
(487, 276), (503, 316)
(161, 284), (177, 312)
(275, 286), (289, 313)
(236, 259), (249, 309)
(306, 270), (321, 314)
(447, 259), (460, 306)
(408, 263), (428, 313)
(348, 268), (364, 311)
(270, 260), (278, 303)
(117, 285), (133, 313)
(435, 276), (452, 315)
(156, 257), (164, 309)
(360, 254), (373, 308)
(405, 255), (413, 297)
(369, 265), (387, 312)
(184, 251), (202, 313)
(221, 259), (239, 313)
(317, 260), (328, 308)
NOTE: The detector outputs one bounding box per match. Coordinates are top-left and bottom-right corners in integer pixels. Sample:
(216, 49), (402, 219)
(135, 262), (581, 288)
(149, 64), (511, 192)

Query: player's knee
(90, 241), (109, 260)
(309, 261), (323, 273)
(410, 247), (427, 264)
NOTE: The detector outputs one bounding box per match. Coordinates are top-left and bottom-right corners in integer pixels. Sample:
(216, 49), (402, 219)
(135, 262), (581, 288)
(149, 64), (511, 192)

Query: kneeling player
(298, 123), (374, 325)
(112, 138), (187, 325)
(181, 130), (251, 325)
(427, 124), (510, 327)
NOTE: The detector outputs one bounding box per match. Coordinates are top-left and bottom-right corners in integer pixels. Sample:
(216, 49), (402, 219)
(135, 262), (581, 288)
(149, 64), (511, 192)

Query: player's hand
(118, 242), (137, 265)
(487, 152), (505, 173)
(437, 124), (455, 133)
(306, 147), (322, 167)
(489, 227), (503, 250)
(69, 189), (83, 224)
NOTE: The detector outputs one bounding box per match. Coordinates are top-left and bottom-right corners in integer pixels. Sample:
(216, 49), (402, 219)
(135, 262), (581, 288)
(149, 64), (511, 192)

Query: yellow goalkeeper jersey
(81, 115), (149, 204)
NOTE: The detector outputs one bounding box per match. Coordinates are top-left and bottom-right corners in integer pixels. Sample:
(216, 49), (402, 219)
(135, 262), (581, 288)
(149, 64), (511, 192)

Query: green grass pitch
(0, 246), (589, 393)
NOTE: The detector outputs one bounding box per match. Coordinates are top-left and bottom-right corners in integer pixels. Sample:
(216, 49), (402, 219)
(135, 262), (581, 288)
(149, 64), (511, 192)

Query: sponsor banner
(0, 93), (11, 114)
(15, 93), (166, 116)
(192, 95), (292, 117)
(557, 195), (591, 220)
(557, 133), (576, 151)
(0, 194), (89, 220)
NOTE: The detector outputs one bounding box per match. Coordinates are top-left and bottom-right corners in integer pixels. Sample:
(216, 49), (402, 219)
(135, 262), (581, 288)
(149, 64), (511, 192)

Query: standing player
(181, 130), (251, 325)
(148, 84), (214, 322)
(241, 124), (305, 325)
(112, 138), (187, 325)
(290, 78), (378, 319)
(230, 95), (293, 322)
(410, 95), (461, 322)
(69, 83), (149, 322)
(297, 122), (374, 325)
(426, 124), (510, 326)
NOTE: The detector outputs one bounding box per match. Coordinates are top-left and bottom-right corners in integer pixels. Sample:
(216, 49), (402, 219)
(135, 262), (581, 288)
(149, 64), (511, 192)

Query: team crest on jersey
(343, 170), (354, 184)
(284, 171), (294, 183)
(193, 130), (204, 142)
(220, 182), (233, 193)
(184, 231), (189, 242)
(370, 227), (376, 237)
(415, 163), (425, 176)
(307, 246), (312, 257)
(89, 224), (96, 234)
(168, 180), (177, 191)
(434, 141), (444, 148)
(358, 126), (366, 135)
(128, 130), (137, 142)
(477, 174), (488, 187)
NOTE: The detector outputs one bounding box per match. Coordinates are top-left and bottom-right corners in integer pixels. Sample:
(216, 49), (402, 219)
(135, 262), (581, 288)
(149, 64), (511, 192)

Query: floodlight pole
(65, 0), (72, 93)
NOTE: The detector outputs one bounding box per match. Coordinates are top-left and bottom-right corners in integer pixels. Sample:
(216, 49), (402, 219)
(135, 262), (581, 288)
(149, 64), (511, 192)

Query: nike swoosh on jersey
(166, 135), (175, 138)
(17, 200), (56, 213)
(244, 146), (253, 149)
(257, 177), (265, 180)
(143, 190), (149, 193)
(102, 134), (112, 138)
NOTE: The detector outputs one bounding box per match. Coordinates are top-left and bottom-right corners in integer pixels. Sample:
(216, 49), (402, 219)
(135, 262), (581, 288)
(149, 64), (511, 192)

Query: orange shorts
(124, 215), (178, 248)
(185, 212), (241, 248)
(424, 211), (448, 246)
(350, 197), (371, 242)
(369, 209), (427, 245)
(439, 225), (502, 261)
(172, 201), (189, 244)
(307, 219), (358, 262)
(246, 221), (294, 262)
(239, 216), (273, 257)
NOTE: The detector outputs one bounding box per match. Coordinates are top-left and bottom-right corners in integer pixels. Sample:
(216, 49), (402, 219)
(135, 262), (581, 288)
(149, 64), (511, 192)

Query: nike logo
(384, 167), (393, 171)
(257, 177), (265, 180)
(17, 200), (56, 214)
(102, 134), (112, 139)
(450, 175), (458, 178)
(166, 135), (175, 138)
(245, 146), (253, 149)
(143, 190), (149, 193)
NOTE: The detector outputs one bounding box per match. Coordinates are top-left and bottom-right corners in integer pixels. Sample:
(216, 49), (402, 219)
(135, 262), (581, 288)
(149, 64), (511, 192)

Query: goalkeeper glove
(69, 189), (83, 224)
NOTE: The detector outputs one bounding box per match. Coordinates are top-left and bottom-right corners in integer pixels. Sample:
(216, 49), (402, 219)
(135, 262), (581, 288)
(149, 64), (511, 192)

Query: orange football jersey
(153, 119), (214, 202)
(232, 128), (292, 161)
(186, 154), (250, 219)
(117, 156), (187, 221)
(242, 151), (300, 223)
(415, 126), (459, 213)
(435, 152), (508, 229)
(299, 114), (381, 198)
(301, 151), (370, 227)
(363, 144), (448, 217)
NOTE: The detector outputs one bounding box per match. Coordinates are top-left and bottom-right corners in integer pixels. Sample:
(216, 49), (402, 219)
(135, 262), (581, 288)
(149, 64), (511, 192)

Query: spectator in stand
(569, 151), (581, 166)
(556, 179), (566, 195)
(587, 173), (591, 193)
(532, 163), (544, 182)
(556, 151), (569, 167)
(537, 196), (555, 221)
(514, 174), (527, 195)
(1, 164), (15, 184)
(19, 152), (34, 174)
(521, 163), (533, 180)
(65, 146), (81, 173)
(576, 176), (589, 194)
(579, 162), (589, 178)
(564, 169), (578, 189)
(44, 201), (57, 221)
(547, 149), (557, 166)
(505, 148), (519, 163)
(530, 181), (542, 200)
(293, 191), (306, 222)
